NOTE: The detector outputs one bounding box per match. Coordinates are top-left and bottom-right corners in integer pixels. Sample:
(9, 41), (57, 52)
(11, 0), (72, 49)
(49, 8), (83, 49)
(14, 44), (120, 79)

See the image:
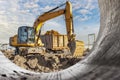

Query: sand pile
(2, 50), (83, 73)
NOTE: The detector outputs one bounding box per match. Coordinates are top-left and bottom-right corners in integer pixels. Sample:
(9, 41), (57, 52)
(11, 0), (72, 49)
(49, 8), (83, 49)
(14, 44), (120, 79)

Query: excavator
(9, 1), (84, 57)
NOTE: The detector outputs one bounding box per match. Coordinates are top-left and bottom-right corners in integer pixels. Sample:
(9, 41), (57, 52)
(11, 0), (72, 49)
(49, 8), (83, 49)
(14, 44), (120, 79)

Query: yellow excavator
(9, 1), (84, 57)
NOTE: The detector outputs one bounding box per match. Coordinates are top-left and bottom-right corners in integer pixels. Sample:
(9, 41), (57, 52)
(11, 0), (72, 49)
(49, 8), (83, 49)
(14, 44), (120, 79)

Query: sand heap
(2, 50), (83, 73)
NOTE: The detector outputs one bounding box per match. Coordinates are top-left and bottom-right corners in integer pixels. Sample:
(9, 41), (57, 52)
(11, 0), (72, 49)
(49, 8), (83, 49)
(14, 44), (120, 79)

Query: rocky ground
(1, 50), (86, 73)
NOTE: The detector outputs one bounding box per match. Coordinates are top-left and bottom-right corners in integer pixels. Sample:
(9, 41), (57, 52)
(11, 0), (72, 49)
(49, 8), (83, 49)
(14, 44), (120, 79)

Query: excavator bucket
(68, 40), (85, 57)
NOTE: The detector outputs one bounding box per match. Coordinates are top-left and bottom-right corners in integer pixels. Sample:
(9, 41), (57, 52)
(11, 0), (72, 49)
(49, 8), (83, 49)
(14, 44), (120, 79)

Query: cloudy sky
(0, 0), (100, 46)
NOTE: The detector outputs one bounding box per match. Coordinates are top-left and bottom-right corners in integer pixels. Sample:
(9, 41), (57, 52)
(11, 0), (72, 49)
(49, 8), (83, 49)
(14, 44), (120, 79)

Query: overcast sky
(0, 0), (100, 45)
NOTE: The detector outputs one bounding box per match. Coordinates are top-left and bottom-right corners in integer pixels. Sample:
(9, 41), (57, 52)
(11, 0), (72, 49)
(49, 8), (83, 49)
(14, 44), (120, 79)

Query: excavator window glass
(28, 28), (35, 43)
(18, 26), (35, 44)
(18, 26), (28, 43)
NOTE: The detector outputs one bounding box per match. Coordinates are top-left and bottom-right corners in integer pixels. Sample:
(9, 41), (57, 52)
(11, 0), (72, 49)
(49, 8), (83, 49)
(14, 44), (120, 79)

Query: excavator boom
(33, 9), (65, 35)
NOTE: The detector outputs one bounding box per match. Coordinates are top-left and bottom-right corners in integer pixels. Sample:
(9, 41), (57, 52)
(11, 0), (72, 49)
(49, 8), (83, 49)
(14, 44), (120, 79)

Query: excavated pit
(0, 0), (120, 80)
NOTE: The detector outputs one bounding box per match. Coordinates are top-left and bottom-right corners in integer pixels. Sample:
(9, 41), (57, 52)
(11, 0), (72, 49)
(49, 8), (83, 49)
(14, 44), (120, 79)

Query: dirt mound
(2, 50), (82, 73)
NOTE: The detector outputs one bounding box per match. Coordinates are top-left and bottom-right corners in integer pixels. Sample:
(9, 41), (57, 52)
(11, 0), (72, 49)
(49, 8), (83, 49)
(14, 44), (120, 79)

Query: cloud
(72, 2), (82, 10)
(74, 15), (91, 21)
(72, 0), (99, 22)
(80, 16), (91, 21)
(40, 6), (55, 12)
(24, 2), (39, 9)
(85, 0), (97, 10)
(19, 9), (30, 14)
(0, 0), (99, 44)
(0, 0), (36, 43)
(79, 9), (92, 15)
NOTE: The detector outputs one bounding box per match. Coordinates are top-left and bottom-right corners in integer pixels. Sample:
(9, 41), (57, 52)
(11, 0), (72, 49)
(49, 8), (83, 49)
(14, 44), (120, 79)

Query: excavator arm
(33, 1), (76, 50)
(65, 1), (75, 42)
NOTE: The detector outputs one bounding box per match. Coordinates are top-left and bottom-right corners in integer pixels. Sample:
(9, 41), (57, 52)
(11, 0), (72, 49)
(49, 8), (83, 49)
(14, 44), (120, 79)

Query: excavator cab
(11, 26), (44, 54)
(18, 26), (35, 44)
(9, 26), (37, 47)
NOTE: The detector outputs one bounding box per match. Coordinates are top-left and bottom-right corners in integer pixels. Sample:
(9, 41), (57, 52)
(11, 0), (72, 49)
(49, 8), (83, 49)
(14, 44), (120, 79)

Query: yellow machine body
(9, 1), (85, 57)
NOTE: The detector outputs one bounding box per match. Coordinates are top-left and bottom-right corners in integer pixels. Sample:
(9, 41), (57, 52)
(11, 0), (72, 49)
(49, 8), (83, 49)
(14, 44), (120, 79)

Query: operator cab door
(18, 26), (35, 44)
